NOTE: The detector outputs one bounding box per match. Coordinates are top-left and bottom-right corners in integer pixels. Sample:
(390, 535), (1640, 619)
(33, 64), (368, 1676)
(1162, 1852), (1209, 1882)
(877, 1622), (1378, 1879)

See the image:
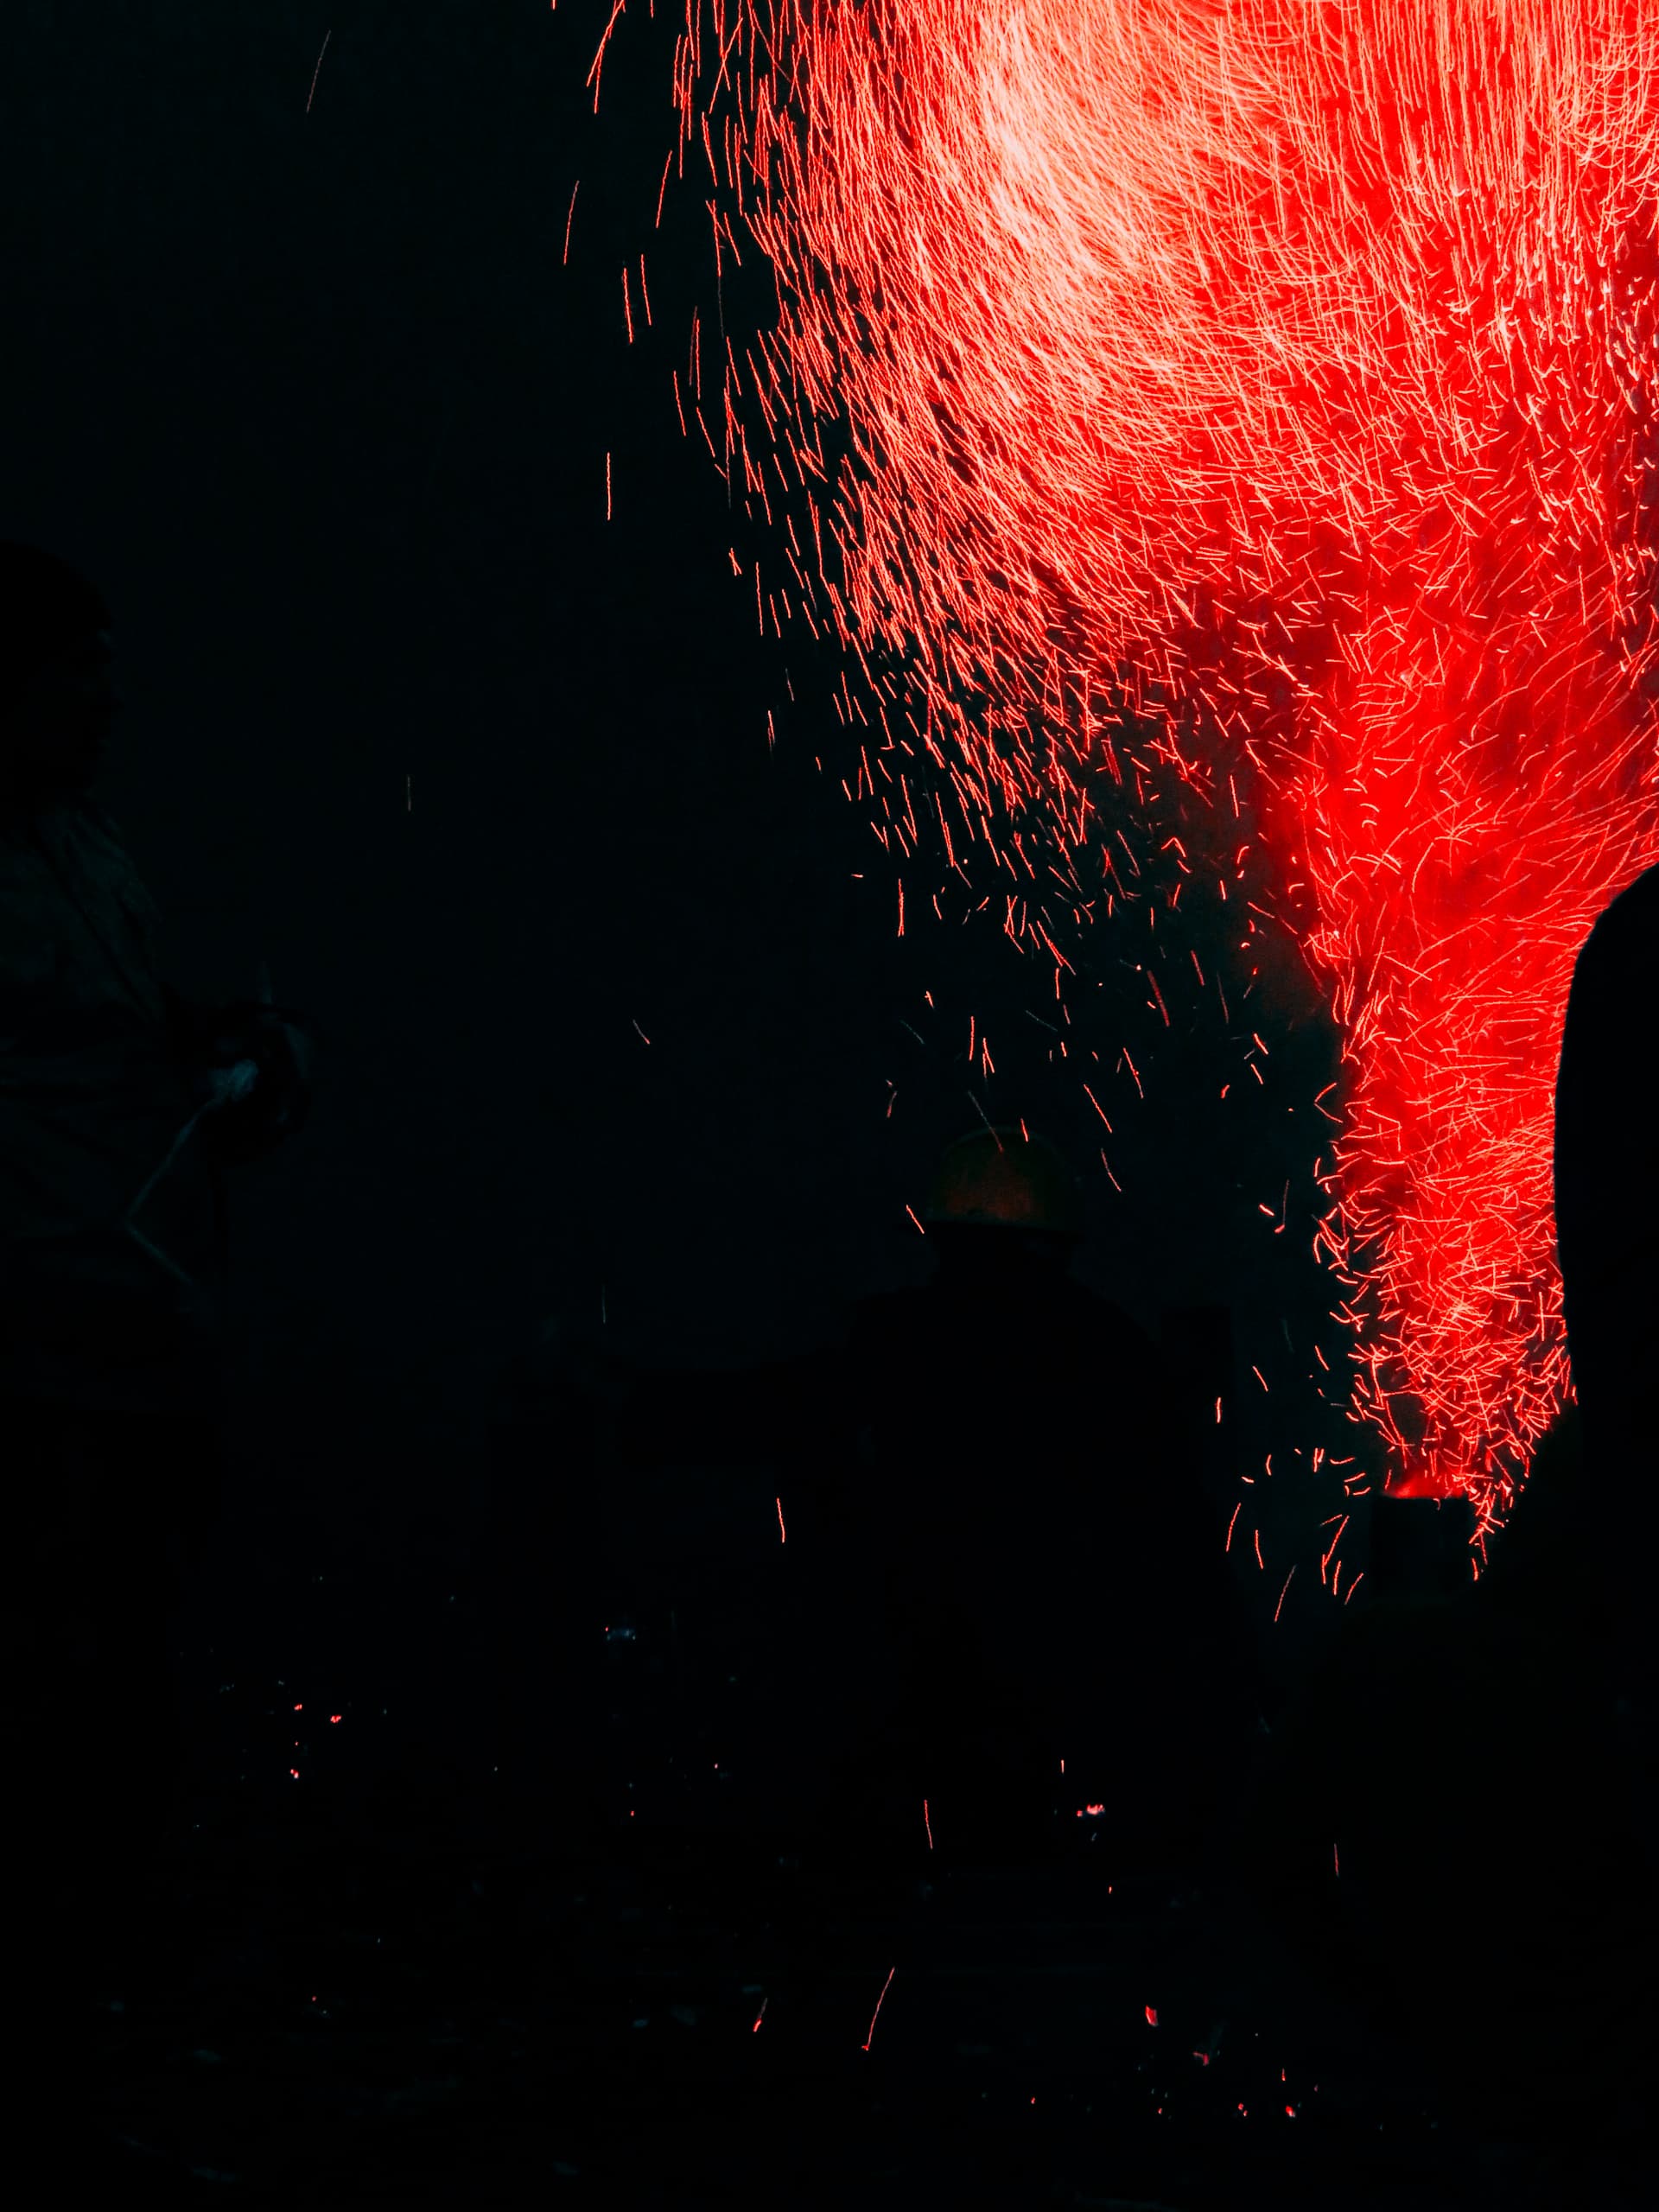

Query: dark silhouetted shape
(1249, 1419), (1656, 2139)
(827, 1211), (1242, 1875)
(490, 1128), (1247, 1885)
(1554, 857), (1659, 1705)
(0, 543), (317, 2121)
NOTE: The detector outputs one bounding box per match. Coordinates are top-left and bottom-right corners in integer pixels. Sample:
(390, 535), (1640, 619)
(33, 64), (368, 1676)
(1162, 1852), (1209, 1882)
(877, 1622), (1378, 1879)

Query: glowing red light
(1383, 1468), (1445, 1500)
(658, 2), (1659, 1522)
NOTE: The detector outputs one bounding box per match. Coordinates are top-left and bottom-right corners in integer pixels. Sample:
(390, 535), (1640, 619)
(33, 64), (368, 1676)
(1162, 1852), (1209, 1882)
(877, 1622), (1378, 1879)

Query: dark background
(3, 0), (1361, 1810)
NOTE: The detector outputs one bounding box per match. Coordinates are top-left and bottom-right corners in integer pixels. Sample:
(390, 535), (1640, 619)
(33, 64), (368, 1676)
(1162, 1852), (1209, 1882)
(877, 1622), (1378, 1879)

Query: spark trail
(655, 1), (1659, 1526)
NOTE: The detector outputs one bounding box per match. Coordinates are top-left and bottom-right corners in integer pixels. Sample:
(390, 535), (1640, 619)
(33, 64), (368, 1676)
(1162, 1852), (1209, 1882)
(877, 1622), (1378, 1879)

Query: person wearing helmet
(493, 1125), (1243, 1885)
(0, 543), (318, 2146)
(923, 1120), (1088, 1241)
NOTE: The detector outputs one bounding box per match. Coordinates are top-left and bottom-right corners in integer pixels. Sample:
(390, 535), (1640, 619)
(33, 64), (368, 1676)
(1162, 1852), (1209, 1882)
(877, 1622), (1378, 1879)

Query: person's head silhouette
(922, 1126), (1084, 1281)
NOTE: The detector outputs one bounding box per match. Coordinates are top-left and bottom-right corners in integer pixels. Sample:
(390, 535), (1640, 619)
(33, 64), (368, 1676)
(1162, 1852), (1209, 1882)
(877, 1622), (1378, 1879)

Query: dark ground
(61, 1431), (1656, 2209)
(79, 1802), (1640, 2209)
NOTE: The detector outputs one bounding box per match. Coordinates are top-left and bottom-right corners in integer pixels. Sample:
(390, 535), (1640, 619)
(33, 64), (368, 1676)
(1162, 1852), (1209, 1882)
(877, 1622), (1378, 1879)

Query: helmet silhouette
(924, 1128), (1084, 1237)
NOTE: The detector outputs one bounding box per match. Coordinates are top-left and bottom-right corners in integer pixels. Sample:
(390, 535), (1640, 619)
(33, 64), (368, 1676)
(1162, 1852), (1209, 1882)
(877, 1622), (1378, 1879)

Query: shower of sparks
(644, 0), (1659, 1530)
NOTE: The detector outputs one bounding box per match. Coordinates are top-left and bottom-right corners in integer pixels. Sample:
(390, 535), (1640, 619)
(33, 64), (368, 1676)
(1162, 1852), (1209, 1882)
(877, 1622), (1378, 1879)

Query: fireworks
(643, 2), (1659, 1523)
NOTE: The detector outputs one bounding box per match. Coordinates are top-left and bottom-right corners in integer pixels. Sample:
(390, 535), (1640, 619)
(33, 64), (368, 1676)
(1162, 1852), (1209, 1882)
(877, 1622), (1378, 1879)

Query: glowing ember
(652, 2), (1659, 1523)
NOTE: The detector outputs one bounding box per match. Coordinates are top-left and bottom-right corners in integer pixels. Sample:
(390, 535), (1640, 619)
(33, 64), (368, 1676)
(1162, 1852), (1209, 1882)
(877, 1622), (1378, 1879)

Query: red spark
(1320, 1515), (1351, 1576)
(588, 0), (629, 113)
(660, 0), (1659, 1528)
(861, 1965), (897, 2052)
(775, 1495), (786, 1542)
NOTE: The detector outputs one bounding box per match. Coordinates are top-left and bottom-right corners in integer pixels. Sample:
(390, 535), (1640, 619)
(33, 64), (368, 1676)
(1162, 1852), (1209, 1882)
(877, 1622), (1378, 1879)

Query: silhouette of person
(823, 1129), (1243, 1877)
(1554, 857), (1659, 1709)
(493, 1128), (1245, 1885)
(0, 543), (317, 2115)
(1247, 1450), (1656, 2146)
